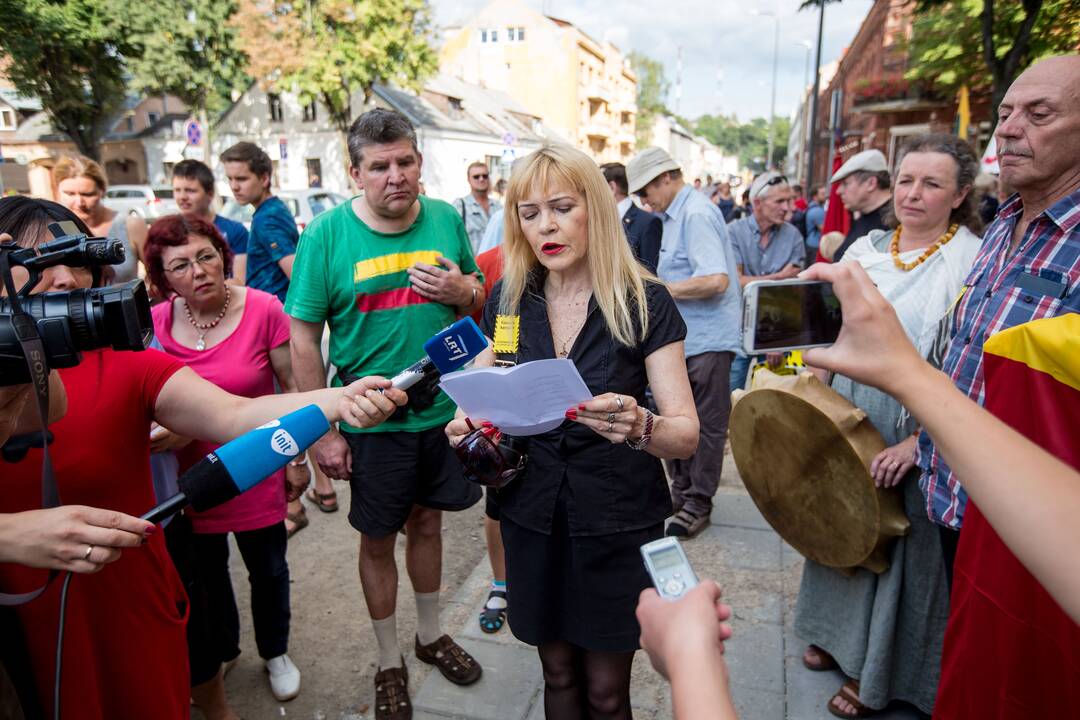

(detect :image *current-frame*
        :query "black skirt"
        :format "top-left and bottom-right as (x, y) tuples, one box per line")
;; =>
(501, 484), (663, 653)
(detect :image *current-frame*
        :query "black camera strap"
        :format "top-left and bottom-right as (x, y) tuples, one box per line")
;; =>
(0, 251), (60, 606)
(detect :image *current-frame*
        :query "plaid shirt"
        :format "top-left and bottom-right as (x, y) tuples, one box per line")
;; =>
(917, 188), (1080, 528)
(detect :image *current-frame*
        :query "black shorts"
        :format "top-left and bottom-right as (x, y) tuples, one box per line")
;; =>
(344, 427), (482, 537)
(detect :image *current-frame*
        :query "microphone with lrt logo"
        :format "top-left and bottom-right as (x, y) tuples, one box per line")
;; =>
(140, 404), (330, 524)
(390, 316), (487, 390)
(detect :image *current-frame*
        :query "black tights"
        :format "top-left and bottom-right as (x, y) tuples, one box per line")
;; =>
(537, 641), (635, 720)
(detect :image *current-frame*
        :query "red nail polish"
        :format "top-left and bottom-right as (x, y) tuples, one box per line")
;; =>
(144, 525), (157, 537)
(481, 421), (494, 428)
(577, 404), (586, 411)
(565, 410), (577, 420)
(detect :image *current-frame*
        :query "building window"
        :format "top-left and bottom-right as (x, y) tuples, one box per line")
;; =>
(447, 97), (465, 120)
(269, 93), (284, 122)
(125, 116), (134, 133)
(481, 29), (487, 42)
(162, 161), (176, 180)
(517, 27), (525, 41)
(306, 158), (322, 187)
(491, 29), (498, 42)
(303, 101), (317, 122)
(147, 111), (160, 125)
(0, 108), (15, 130)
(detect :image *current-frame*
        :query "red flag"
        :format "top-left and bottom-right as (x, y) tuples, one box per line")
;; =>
(816, 153), (851, 263)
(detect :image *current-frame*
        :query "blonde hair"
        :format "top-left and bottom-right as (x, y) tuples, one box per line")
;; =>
(52, 155), (108, 194)
(500, 145), (652, 347)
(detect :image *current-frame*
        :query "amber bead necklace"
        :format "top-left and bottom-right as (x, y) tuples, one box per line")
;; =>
(890, 223), (959, 271)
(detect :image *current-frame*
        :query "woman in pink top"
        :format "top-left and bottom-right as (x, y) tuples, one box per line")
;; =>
(146, 214), (304, 715)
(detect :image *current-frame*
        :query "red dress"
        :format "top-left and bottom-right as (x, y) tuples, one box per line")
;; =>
(0, 348), (190, 719)
(934, 316), (1080, 719)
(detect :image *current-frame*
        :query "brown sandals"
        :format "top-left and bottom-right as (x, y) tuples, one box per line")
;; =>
(414, 635), (482, 686)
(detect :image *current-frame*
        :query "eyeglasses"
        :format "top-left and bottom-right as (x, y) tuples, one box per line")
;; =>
(454, 425), (527, 488)
(471, 173), (490, 181)
(165, 250), (221, 275)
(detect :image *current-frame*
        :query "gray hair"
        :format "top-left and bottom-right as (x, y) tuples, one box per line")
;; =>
(347, 108), (419, 167)
(896, 132), (982, 234)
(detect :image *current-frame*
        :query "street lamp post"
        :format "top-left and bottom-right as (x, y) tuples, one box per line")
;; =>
(751, 9), (781, 171)
(805, 0), (826, 196)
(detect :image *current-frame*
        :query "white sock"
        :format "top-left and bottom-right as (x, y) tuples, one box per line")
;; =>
(486, 580), (508, 610)
(371, 614), (401, 670)
(415, 591), (442, 646)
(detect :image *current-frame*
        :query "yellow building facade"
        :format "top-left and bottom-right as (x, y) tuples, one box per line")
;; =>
(440, 0), (637, 163)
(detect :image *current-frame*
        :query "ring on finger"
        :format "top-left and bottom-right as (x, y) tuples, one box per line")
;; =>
(83, 544), (94, 561)
(607, 411), (616, 423)
(607, 420), (614, 432)
(615, 395), (624, 411)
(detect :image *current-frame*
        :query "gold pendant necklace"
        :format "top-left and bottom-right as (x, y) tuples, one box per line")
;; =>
(183, 286), (231, 351)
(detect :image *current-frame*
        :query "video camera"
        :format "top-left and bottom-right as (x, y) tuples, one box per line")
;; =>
(0, 221), (153, 386)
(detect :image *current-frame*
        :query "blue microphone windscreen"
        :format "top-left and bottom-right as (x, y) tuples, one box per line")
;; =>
(214, 405), (330, 493)
(423, 317), (487, 375)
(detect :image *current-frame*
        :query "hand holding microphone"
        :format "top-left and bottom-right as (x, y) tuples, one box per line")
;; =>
(318, 317), (489, 480)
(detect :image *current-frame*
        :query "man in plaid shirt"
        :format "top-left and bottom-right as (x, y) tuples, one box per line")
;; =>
(916, 55), (1080, 584)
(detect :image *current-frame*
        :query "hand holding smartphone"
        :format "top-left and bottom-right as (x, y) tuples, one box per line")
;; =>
(742, 279), (843, 355)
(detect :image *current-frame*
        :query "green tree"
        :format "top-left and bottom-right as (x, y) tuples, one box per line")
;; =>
(120, 0), (249, 119)
(695, 114), (791, 172)
(908, 0), (1080, 110)
(234, 0), (438, 133)
(119, 0), (250, 168)
(0, 0), (130, 160)
(627, 51), (670, 149)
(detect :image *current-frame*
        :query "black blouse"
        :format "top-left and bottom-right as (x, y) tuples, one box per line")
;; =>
(481, 275), (687, 537)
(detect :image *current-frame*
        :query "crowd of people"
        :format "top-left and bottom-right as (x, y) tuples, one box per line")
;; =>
(0, 54), (1077, 720)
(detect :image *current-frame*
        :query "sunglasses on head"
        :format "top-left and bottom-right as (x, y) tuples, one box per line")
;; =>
(455, 423), (527, 488)
(764, 174), (788, 188)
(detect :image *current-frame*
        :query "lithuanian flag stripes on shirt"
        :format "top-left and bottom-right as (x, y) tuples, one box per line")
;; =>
(353, 250), (442, 313)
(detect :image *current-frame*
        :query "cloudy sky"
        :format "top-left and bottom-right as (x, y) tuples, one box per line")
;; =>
(430, 0), (874, 122)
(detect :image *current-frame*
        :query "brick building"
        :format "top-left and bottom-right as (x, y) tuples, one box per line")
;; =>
(806, 0), (993, 188)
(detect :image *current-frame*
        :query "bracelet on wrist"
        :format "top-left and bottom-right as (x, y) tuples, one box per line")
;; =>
(626, 408), (654, 450)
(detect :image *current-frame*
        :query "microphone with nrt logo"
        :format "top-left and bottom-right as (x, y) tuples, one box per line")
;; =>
(390, 316), (487, 390)
(140, 404), (330, 524)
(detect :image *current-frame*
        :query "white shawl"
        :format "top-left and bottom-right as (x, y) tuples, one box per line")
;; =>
(842, 225), (981, 359)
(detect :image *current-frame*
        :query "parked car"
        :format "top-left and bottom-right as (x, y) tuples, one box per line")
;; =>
(219, 189), (349, 233)
(102, 185), (179, 222)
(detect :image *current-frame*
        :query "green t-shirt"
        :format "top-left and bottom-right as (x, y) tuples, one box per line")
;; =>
(284, 195), (481, 433)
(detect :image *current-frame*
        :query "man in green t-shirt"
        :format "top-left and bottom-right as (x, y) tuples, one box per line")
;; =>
(285, 109), (486, 718)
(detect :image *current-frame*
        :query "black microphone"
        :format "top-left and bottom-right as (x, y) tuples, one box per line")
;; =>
(141, 405), (329, 523)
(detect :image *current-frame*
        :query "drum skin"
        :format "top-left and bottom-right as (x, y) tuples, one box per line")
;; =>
(730, 370), (910, 573)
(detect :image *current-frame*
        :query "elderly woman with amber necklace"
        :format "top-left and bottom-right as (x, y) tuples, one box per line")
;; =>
(795, 133), (984, 719)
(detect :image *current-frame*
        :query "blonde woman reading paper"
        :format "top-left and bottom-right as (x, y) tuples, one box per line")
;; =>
(446, 145), (698, 719)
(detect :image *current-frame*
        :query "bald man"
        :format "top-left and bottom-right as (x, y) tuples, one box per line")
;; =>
(916, 55), (1080, 720)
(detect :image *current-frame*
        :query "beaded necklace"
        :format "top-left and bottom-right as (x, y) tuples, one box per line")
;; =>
(183, 286), (231, 351)
(890, 223), (959, 271)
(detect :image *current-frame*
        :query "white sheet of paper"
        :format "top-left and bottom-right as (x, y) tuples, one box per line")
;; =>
(439, 358), (593, 436)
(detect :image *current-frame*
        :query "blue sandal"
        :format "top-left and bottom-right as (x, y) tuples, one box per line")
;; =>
(478, 589), (507, 633)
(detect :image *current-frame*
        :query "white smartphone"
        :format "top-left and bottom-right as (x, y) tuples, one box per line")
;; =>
(741, 279), (843, 355)
(640, 536), (699, 601)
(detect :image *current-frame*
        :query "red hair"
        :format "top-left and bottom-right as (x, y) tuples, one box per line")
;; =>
(145, 214), (234, 296)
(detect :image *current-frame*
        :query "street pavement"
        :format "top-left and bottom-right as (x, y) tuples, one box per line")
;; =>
(409, 455), (929, 720)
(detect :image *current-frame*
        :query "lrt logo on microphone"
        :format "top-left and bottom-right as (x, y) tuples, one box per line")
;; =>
(270, 429), (299, 457)
(442, 334), (468, 362)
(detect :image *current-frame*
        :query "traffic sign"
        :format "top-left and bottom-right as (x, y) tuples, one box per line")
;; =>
(279, 137), (288, 160)
(502, 132), (516, 146)
(184, 119), (203, 146)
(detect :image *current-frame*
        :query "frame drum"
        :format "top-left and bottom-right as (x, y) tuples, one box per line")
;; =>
(730, 370), (910, 573)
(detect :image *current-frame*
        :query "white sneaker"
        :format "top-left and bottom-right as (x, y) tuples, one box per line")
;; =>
(265, 654), (301, 701)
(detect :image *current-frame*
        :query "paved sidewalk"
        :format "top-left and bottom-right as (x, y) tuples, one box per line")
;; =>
(409, 462), (928, 720)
